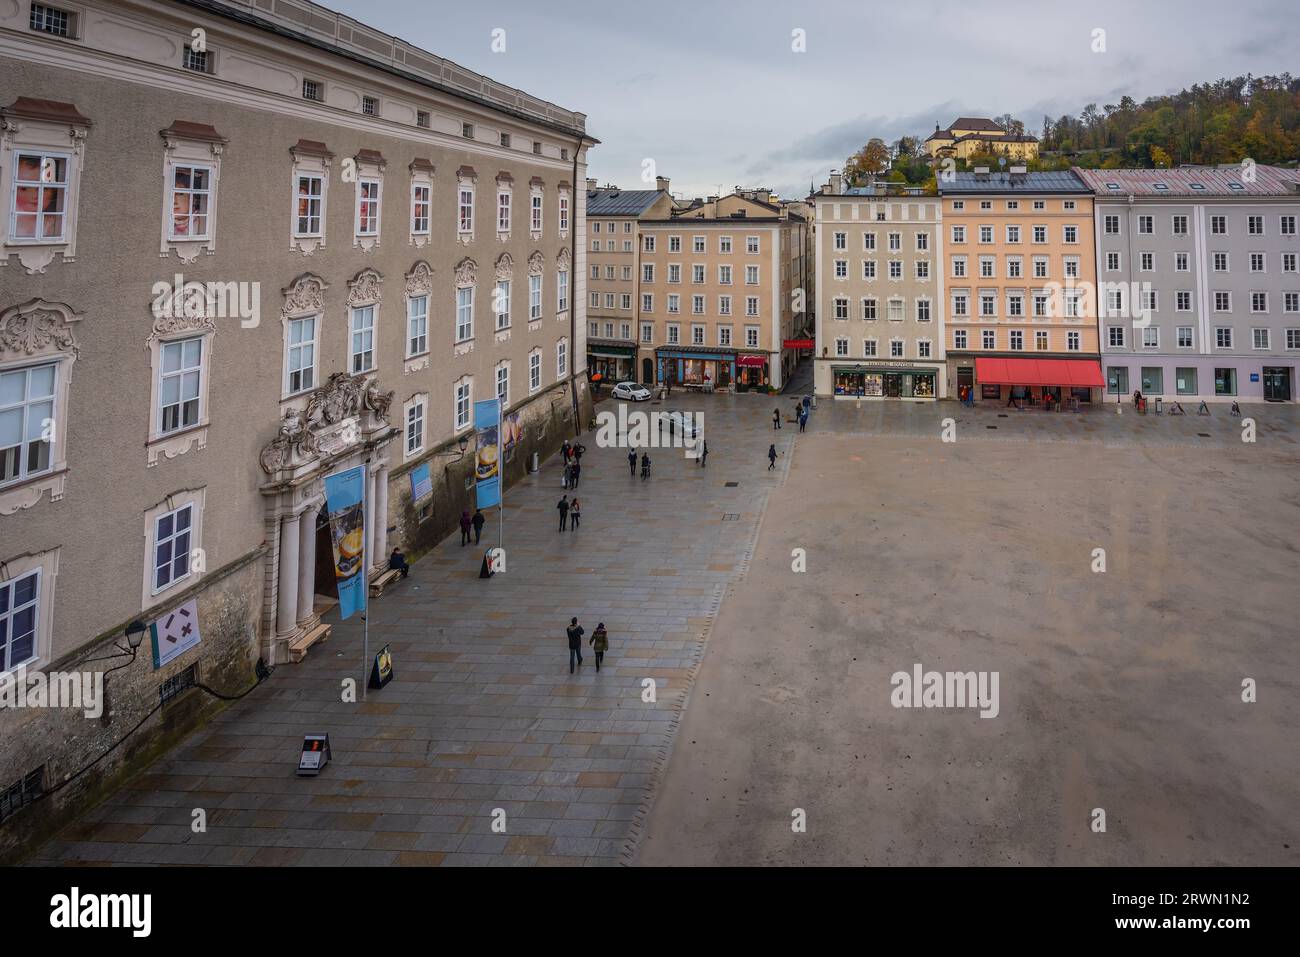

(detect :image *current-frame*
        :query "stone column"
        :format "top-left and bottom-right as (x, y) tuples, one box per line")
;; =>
(276, 511), (300, 637)
(296, 504), (317, 625)
(371, 465), (389, 570)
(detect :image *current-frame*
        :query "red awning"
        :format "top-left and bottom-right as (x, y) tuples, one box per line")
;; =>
(975, 357), (1104, 388)
(736, 355), (768, 367)
(784, 338), (815, 349)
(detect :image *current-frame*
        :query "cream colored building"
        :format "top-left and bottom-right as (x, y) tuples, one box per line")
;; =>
(584, 179), (674, 383)
(637, 190), (811, 390)
(813, 174), (947, 399)
(0, 0), (593, 857)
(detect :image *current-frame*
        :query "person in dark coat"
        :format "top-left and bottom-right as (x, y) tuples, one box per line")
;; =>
(698, 439), (708, 467)
(569, 498), (581, 530)
(471, 508), (486, 544)
(571, 461), (581, 488)
(388, 547), (409, 579)
(589, 623), (608, 672)
(628, 448), (638, 477)
(557, 495), (570, 531)
(640, 453), (651, 479)
(566, 617), (584, 673)
(773, 407), (782, 429)
(768, 444), (778, 470)
(459, 510), (473, 546)
(573, 442), (587, 463)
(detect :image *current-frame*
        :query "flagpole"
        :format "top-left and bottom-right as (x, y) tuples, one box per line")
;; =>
(497, 397), (503, 562)
(362, 462), (369, 701)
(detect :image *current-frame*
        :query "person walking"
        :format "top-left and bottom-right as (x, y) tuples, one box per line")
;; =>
(798, 409), (807, 432)
(471, 508), (485, 545)
(590, 622), (608, 672)
(566, 617), (585, 673)
(628, 448), (638, 477)
(573, 442), (587, 464)
(698, 439), (708, 467)
(768, 444), (777, 470)
(557, 495), (570, 531)
(459, 510), (472, 546)
(571, 461), (582, 488)
(570, 498), (581, 531)
(773, 407), (782, 430)
(641, 452), (651, 480)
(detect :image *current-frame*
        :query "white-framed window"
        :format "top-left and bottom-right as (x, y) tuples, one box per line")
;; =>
(349, 306), (375, 373)
(1177, 326), (1194, 348)
(1281, 215), (1297, 236)
(719, 265), (732, 285)
(747, 235), (760, 254)
(1143, 326), (1159, 349)
(669, 235), (682, 252)
(692, 264), (705, 284)
(641, 323), (653, 343)
(158, 338), (203, 435)
(953, 329), (967, 349)
(0, 553), (55, 674)
(405, 397), (426, 456)
(1108, 326), (1125, 347)
(863, 261), (877, 280)
(863, 338), (878, 357)
(745, 325), (759, 348)
(887, 298), (904, 321)
(355, 178), (381, 237)
(835, 337), (849, 357)
(916, 299), (931, 322)
(692, 324), (705, 345)
(1103, 214), (1121, 235)
(167, 163), (212, 240)
(745, 265), (759, 285)
(667, 294), (680, 314)
(530, 191), (543, 233)
(286, 316), (318, 395)
(529, 274), (543, 321)
(497, 189), (511, 233)
(557, 338), (568, 378)
(9, 149), (71, 243)
(411, 183), (431, 235)
(834, 231), (846, 250)
(667, 323), (680, 344)
(719, 235), (732, 254)
(495, 280), (511, 330)
(691, 295), (704, 315)
(1032, 225), (1047, 244)
(693, 235), (706, 253)
(643, 234), (657, 253)
(668, 264), (681, 284)
(0, 362), (57, 488)
(833, 298), (848, 320)
(950, 225), (966, 244)
(1009, 330), (1024, 351)
(456, 286), (474, 342)
(1248, 215), (1264, 236)
(529, 350), (541, 392)
(557, 269), (569, 314)
(746, 296), (759, 317)
(1216, 327), (1233, 349)
(458, 186), (475, 234)
(1066, 331), (1080, 351)
(642, 263), (655, 284)
(454, 378), (472, 430)
(558, 191), (570, 233)
(294, 173), (323, 237)
(1253, 328), (1270, 350)
(951, 256), (967, 278)
(982, 330), (995, 349)
(890, 339), (904, 357)
(1214, 291), (1232, 313)
(864, 232), (877, 251)
(151, 501), (195, 596)
(402, 294), (428, 358)
(835, 260), (848, 278)
(1251, 292), (1268, 314)
(979, 225), (993, 244)
(719, 325), (732, 346)
(917, 339), (932, 358)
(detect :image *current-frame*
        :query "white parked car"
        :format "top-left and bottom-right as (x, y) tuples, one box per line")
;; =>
(612, 381), (652, 401)
(658, 410), (703, 439)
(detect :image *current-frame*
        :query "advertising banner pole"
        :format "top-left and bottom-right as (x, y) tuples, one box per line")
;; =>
(362, 463), (369, 701)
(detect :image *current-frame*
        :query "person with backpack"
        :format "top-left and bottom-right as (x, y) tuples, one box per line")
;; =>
(589, 623), (609, 672)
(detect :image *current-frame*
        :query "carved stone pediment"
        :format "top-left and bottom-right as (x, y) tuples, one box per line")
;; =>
(405, 261), (433, 297)
(282, 273), (327, 319)
(346, 267), (383, 306)
(556, 247), (571, 270)
(0, 299), (82, 360)
(495, 253), (514, 281)
(455, 257), (477, 288)
(527, 250), (544, 276)
(260, 371), (395, 476)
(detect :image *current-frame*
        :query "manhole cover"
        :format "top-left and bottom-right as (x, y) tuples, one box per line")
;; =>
(722, 513), (740, 521)
(986, 425), (998, 429)
(724, 481), (739, 487)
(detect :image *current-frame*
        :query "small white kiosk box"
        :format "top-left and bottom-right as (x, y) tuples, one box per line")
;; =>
(297, 733), (331, 776)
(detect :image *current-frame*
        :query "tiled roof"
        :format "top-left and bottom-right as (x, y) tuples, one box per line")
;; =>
(1074, 166), (1300, 197)
(940, 170), (1091, 194)
(951, 117), (1005, 132)
(586, 189), (664, 216)
(952, 132), (1038, 144)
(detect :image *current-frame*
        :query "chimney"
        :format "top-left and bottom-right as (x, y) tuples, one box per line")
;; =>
(974, 166), (991, 181)
(1009, 165), (1027, 183)
(829, 170), (843, 194)
(755, 188), (771, 204)
(585, 177), (597, 191)
(656, 176), (670, 193)
(707, 195), (718, 204)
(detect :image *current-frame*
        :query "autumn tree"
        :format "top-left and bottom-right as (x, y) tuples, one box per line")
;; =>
(843, 138), (890, 185)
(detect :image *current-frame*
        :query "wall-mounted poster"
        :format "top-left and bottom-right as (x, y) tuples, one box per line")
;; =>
(323, 465), (367, 620)
(150, 598), (201, 669)
(410, 461), (433, 503)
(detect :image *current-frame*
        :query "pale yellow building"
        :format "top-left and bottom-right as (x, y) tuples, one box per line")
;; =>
(926, 117), (1039, 162)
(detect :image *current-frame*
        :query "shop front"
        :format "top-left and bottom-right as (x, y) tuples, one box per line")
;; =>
(656, 348), (737, 390)
(973, 356), (1103, 405)
(831, 361), (941, 399)
(735, 353), (769, 388)
(587, 340), (637, 384)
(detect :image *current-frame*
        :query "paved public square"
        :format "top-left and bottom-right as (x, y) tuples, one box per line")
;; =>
(31, 379), (1300, 866)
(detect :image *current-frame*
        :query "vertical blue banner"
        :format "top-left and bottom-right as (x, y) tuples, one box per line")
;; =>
(323, 465), (367, 620)
(474, 398), (501, 509)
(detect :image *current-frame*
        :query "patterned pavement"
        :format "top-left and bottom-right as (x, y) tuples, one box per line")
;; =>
(31, 390), (794, 867)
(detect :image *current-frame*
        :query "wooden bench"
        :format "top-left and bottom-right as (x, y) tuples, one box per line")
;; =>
(369, 568), (402, 598)
(288, 622), (331, 663)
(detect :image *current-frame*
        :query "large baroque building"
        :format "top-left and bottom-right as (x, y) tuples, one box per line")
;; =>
(0, 0), (594, 856)
(925, 117), (1039, 163)
(637, 189), (811, 390)
(813, 174), (946, 399)
(1076, 166), (1300, 403)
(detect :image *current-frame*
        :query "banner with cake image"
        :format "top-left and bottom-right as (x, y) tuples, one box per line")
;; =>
(323, 464), (367, 620)
(474, 398), (501, 509)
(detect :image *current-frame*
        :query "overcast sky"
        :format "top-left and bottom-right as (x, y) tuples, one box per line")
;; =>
(332, 0), (1298, 201)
